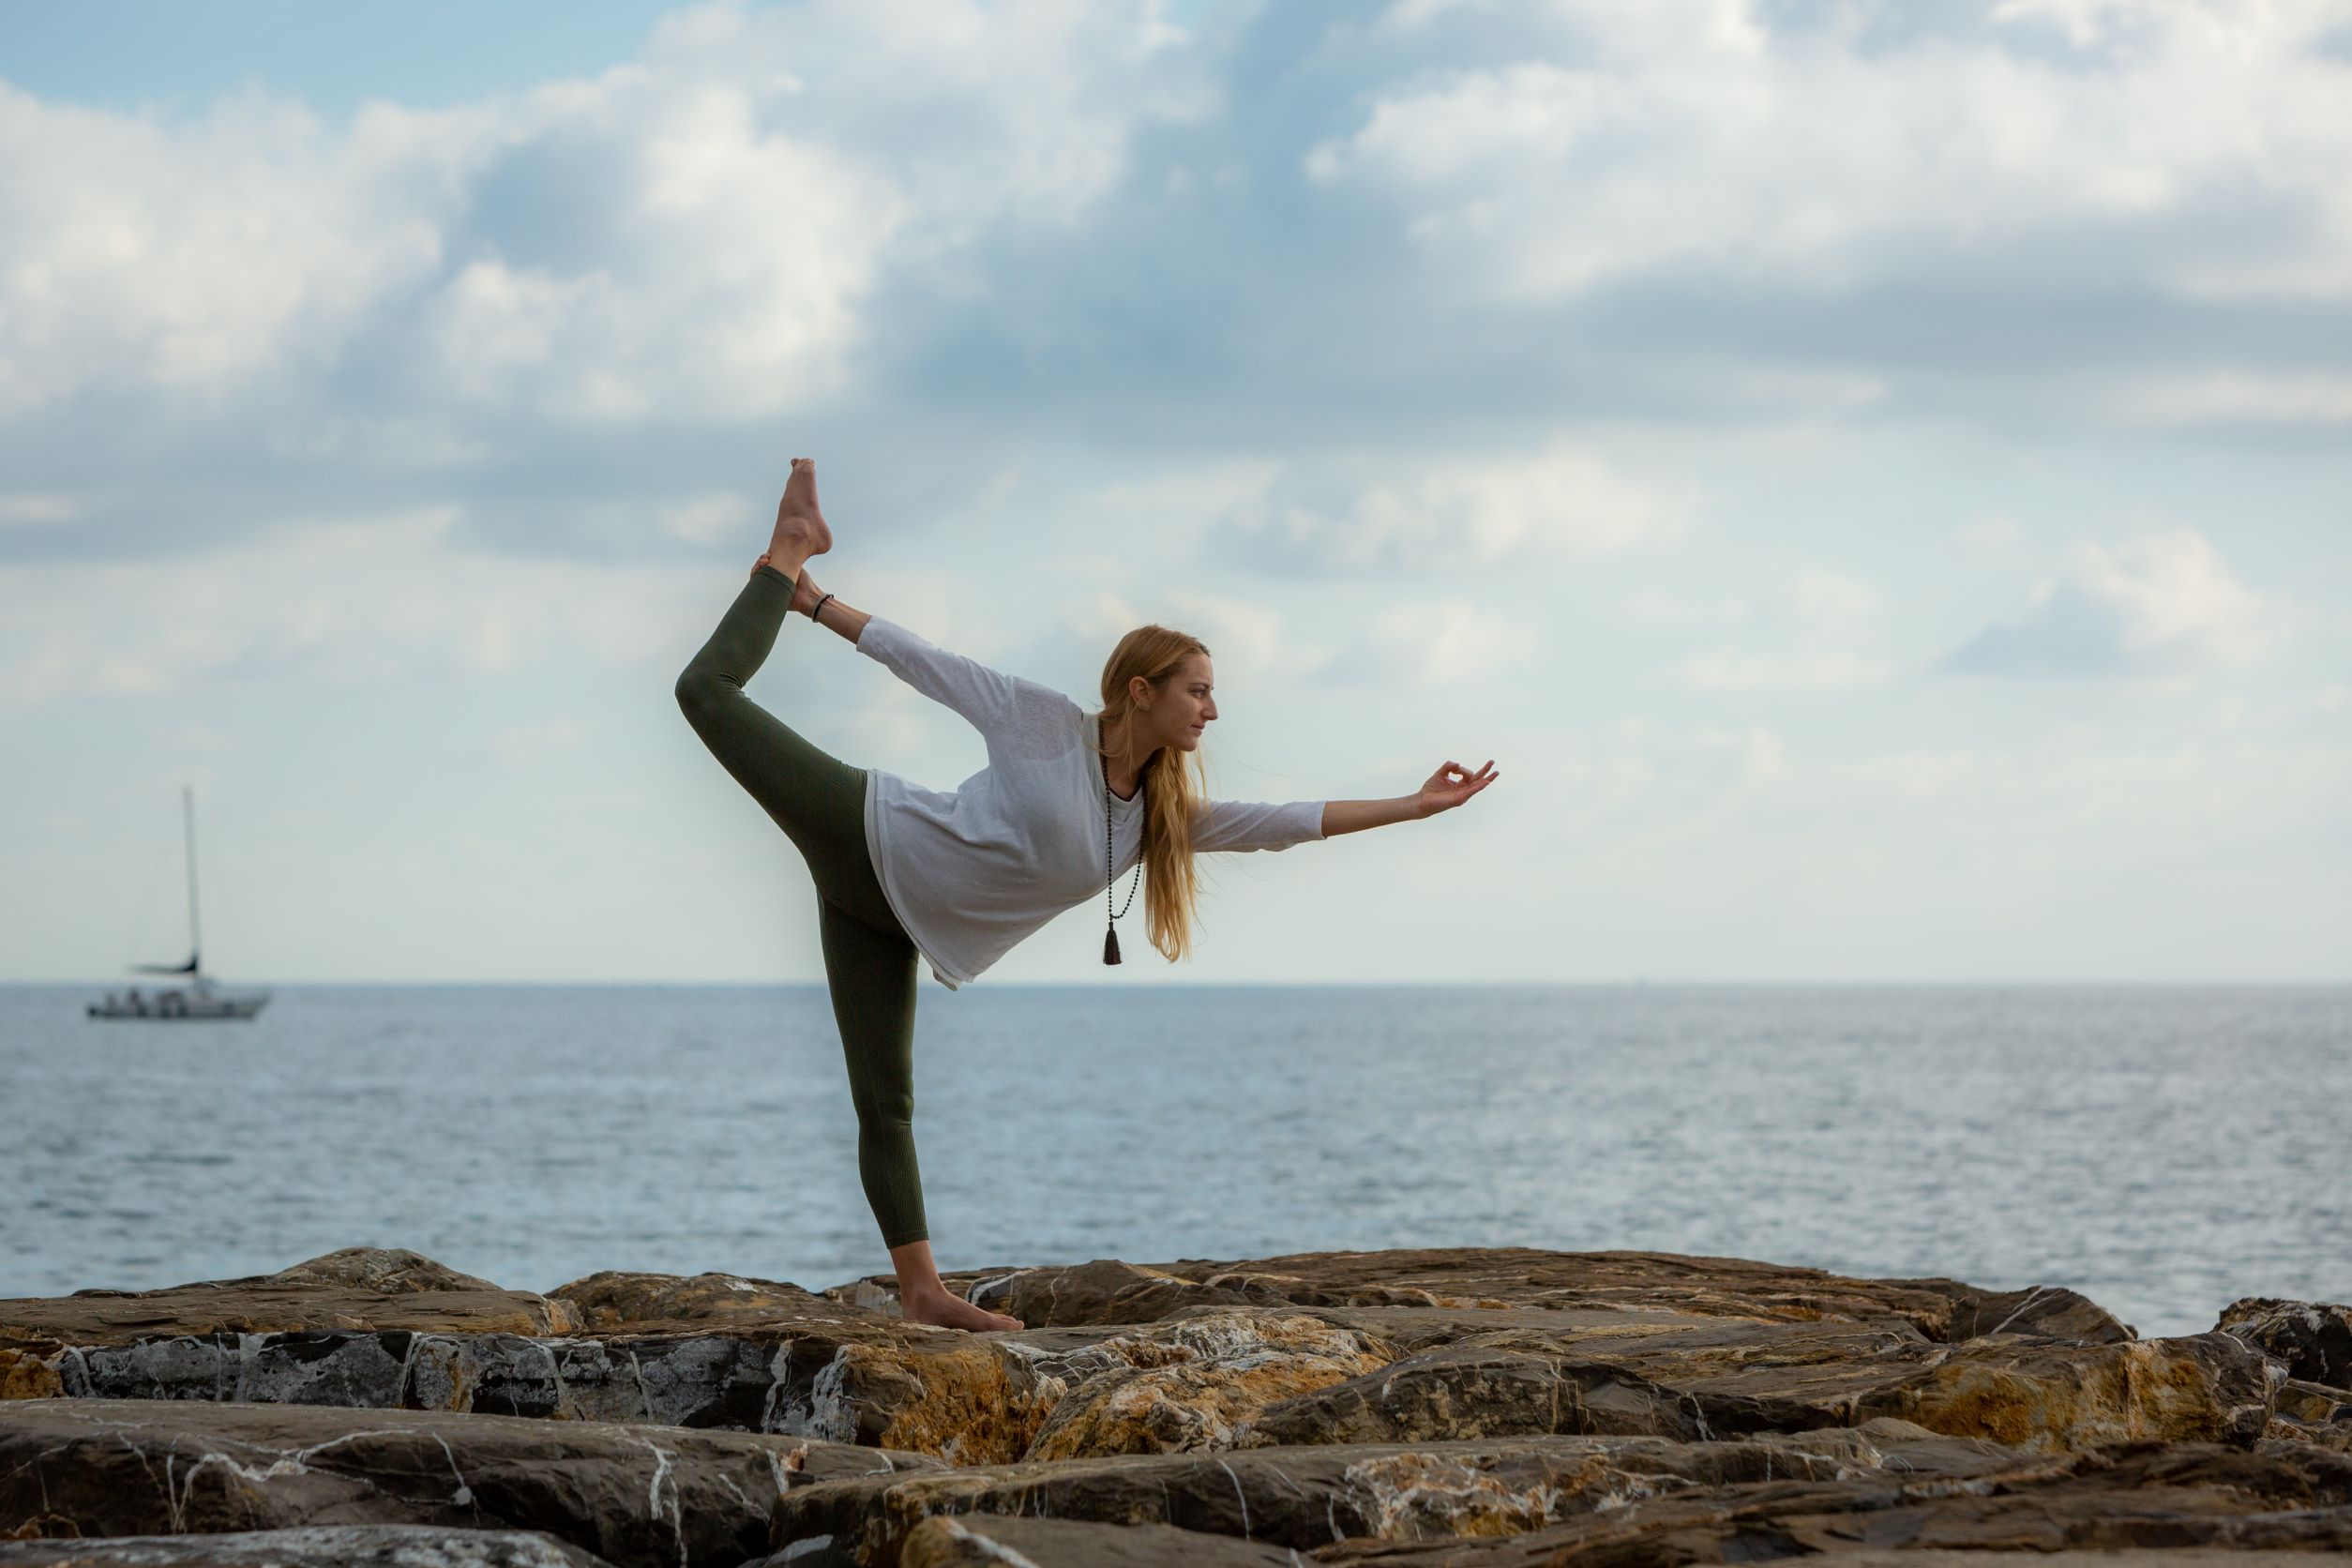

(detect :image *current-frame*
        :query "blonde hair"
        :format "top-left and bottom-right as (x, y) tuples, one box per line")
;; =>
(1093, 625), (1211, 965)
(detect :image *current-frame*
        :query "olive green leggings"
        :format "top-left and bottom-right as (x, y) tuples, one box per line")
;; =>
(673, 563), (928, 1249)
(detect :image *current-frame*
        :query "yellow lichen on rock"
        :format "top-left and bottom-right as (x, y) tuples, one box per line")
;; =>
(0, 1350), (61, 1401)
(1021, 1311), (1392, 1462)
(1893, 1337), (2248, 1453)
(858, 1341), (1061, 1466)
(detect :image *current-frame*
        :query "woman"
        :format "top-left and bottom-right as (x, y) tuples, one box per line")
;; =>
(674, 459), (1500, 1332)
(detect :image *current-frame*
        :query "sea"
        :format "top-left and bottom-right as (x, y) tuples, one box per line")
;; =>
(3, 983), (2346, 1339)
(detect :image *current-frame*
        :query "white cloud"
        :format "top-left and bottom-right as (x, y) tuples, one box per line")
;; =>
(1958, 516), (2023, 551)
(1221, 442), (1688, 575)
(1312, 0), (2352, 303)
(0, 493), (88, 525)
(1623, 590), (1749, 626)
(0, 505), (717, 705)
(2120, 373), (2352, 428)
(0, 0), (1209, 425)
(1944, 528), (2284, 680)
(656, 492), (761, 547)
(1679, 649), (1889, 692)
(1789, 569), (1879, 623)
(1662, 570), (1887, 691)
(0, 85), (470, 418)
(1298, 599), (1540, 691)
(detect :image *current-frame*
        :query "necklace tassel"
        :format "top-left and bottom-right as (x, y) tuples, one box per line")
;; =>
(1103, 925), (1122, 965)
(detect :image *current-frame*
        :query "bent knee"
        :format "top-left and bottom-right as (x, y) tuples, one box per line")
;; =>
(674, 666), (729, 720)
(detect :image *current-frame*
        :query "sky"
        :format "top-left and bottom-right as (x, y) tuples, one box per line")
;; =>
(3, 0), (2347, 985)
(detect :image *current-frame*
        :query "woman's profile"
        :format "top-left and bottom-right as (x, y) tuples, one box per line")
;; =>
(674, 458), (1499, 1331)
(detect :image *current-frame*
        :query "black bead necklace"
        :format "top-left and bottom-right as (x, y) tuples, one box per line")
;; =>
(1101, 744), (1143, 965)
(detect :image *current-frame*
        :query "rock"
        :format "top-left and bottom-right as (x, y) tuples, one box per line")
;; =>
(1234, 1310), (2276, 1456)
(0, 1251), (574, 1356)
(13, 1245), (2323, 1562)
(0, 1248), (2254, 1474)
(1018, 1312), (1387, 1461)
(2266, 1377), (2352, 1451)
(890, 1514), (1304, 1567)
(768, 1420), (2019, 1565)
(0, 1397), (941, 1568)
(2220, 1297), (2352, 1390)
(23, 1319), (1079, 1462)
(826, 1259), (1276, 1328)
(846, 1249), (2132, 1345)
(1309, 1438), (2352, 1561)
(547, 1272), (853, 1331)
(0, 1524), (611, 1566)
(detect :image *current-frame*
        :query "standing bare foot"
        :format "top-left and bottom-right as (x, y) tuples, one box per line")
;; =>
(900, 1284), (1024, 1333)
(770, 457), (833, 562)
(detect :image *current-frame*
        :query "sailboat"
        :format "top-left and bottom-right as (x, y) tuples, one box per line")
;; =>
(87, 785), (271, 1021)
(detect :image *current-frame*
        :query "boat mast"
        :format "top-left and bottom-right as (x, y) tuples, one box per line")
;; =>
(183, 784), (203, 977)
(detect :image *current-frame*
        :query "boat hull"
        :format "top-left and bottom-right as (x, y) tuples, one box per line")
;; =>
(87, 992), (270, 1020)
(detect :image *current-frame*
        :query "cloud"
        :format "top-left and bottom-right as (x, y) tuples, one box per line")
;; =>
(1666, 569), (1888, 692)
(1789, 569), (1880, 623)
(1623, 590), (1749, 626)
(0, 84), (467, 418)
(1308, 0), (2352, 304)
(1678, 649), (1889, 692)
(0, 504), (724, 705)
(0, 493), (87, 526)
(2120, 373), (2352, 428)
(1943, 528), (2284, 680)
(1366, 600), (1541, 688)
(1213, 441), (1688, 577)
(1958, 516), (2023, 551)
(0, 0), (1210, 424)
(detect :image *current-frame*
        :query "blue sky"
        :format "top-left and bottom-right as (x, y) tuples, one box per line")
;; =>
(4, 0), (2347, 984)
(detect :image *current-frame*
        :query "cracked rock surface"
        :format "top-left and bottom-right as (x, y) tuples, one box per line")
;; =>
(5, 1246), (2350, 1567)
(0, 1523), (615, 1566)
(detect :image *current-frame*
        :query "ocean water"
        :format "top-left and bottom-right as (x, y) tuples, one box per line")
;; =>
(2, 983), (2346, 1338)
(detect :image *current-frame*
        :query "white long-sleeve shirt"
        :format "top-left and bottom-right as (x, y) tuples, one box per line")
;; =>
(853, 615), (1327, 988)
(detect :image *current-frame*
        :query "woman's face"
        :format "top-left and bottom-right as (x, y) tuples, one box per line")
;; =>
(1155, 652), (1217, 753)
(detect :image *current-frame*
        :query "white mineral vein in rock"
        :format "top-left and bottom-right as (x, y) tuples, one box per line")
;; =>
(1214, 1455), (1252, 1539)
(925, 1517), (1048, 1568)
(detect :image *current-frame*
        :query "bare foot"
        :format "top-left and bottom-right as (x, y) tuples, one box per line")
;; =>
(771, 457), (833, 560)
(900, 1285), (1024, 1333)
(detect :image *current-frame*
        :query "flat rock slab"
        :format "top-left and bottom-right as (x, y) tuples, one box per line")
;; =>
(767, 1419), (2017, 1565)
(886, 1514), (1308, 1567)
(1308, 1439), (2352, 1562)
(1236, 1311), (2279, 1455)
(5, 1253), (2284, 1470)
(0, 1525), (611, 1567)
(835, 1250), (2131, 1344)
(0, 1252), (575, 1362)
(0, 1398), (941, 1568)
(14, 1319), (1103, 1467)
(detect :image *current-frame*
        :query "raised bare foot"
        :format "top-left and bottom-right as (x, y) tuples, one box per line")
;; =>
(900, 1285), (1024, 1333)
(771, 457), (833, 560)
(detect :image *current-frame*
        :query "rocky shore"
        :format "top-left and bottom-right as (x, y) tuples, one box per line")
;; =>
(3, 1245), (2348, 1565)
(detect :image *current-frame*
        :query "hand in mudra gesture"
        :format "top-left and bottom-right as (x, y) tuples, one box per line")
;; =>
(1418, 759), (1498, 818)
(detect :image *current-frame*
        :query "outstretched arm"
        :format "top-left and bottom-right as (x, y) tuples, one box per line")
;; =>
(1322, 759), (1499, 837)
(775, 558), (1077, 753)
